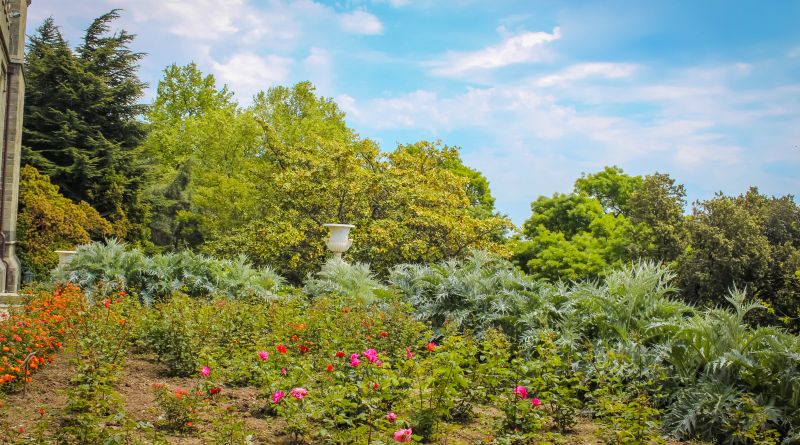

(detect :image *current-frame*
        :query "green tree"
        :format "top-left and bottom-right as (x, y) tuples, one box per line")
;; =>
(142, 63), (242, 249)
(627, 173), (688, 261)
(677, 194), (771, 306)
(677, 189), (800, 329)
(142, 75), (510, 280)
(201, 83), (511, 281)
(17, 166), (113, 278)
(574, 166), (642, 216)
(149, 62), (234, 126)
(22, 11), (149, 240)
(514, 169), (640, 281)
(400, 141), (498, 217)
(522, 193), (605, 239)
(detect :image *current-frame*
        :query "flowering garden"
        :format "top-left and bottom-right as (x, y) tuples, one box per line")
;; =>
(1, 242), (799, 444)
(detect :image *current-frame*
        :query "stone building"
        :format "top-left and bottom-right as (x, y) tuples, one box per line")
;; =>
(0, 0), (29, 294)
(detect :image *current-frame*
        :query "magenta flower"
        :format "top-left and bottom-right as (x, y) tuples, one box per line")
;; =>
(290, 387), (308, 400)
(405, 346), (413, 359)
(393, 428), (413, 443)
(258, 351), (269, 361)
(386, 411), (397, 423)
(272, 390), (285, 404)
(531, 397), (541, 407)
(375, 360), (383, 367)
(363, 348), (379, 363)
(199, 366), (211, 378)
(513, 386), (528, 399)
(281, 367), (287, 375)
(350, 353), (361, 367)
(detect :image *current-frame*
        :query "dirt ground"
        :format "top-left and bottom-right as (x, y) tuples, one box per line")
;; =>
(0, 350), (702, 444)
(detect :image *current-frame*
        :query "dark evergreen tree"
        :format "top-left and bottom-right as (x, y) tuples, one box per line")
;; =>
(22, 11), (150, 241)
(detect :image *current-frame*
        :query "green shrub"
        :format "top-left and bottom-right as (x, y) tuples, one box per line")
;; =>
(17, 165), (113, 279)
(58, 240), (284, 303)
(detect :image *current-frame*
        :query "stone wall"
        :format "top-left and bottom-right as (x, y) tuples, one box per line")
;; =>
(0, 0), (28, 294)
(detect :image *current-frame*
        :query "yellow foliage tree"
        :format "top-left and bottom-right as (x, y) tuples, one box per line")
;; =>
(17, 165), (113, 278)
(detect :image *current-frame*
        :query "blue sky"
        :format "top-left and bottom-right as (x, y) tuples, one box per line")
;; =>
(29, 0), (800, 224)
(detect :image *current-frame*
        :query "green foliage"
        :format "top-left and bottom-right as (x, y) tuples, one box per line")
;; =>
(515, 189), (635, 281)
(142, 73), (511, 281)
(626, 173), (687, 261)
(58, 290), (149, 444)
(676, 189), (800, 330)
(152, 384), (201, 431)
(514, 168), (692, 283)
(136, 295), (206, 375)
(677, 194), (771, 306)
(23, 12), (150, 241)
(574, 166), (643, 216)
(660, 290), (799, 443)
(390, 253), (800, 442)
(390, 251), (541, 339)
(399, 140), (498, 217)
(148, 62), (234, 129)
(58, 240), (284, 303)
(589, 348), (665, 445)
(17, 165), (112, 278)
(142, 64), (256, 249)
(303, 259), (389, 305)
(523, 192), (606, 239)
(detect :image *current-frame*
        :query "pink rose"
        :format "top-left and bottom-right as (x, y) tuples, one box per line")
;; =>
(513, 385), (527, 399)
(386, 411), (397, 423)
(272, 390), (285, 404)
(393, 428), (413, 443)
(290, 387), (308, 400)
(258, 351), (269, 361)
(363, 348), (379, 363)
(199, 366), (211, 378)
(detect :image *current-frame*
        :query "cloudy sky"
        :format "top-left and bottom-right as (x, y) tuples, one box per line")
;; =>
(28, 0), (800, 224)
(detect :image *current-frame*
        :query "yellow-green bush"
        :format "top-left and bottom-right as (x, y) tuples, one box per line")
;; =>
(17, 165), (112, 278)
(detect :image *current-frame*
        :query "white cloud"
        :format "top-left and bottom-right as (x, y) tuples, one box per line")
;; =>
(789, 46), (800, 58)
(340, 61), (800, 219)
(339, 9), (384, 35)
(210, 52), (294, 101)
(427, 27), (561, 77)
(112, 0), (246, 41)
(303, 47), (333, 93)
(536, 63), (637, 87)
(674, 144), (743, 168)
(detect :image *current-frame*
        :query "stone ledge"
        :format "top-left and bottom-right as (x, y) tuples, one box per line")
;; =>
(0, 292), (22, 305)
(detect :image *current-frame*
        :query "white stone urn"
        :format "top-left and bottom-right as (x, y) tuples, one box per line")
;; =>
(54, 250), (77, 269)
(323, 224), (355, 260)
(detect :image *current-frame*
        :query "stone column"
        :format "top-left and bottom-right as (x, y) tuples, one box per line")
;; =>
(0, 0), (28, 293)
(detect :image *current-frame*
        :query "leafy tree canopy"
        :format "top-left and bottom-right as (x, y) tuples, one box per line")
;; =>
(677, 188), (800, 328)
(574, 166), (642, 216)
(17, 166), (113, 278)
(142, 75), (511, 281)
(22, 11), (149, 240)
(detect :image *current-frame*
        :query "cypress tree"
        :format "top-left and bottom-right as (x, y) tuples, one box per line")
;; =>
(22, 11), (150, 240)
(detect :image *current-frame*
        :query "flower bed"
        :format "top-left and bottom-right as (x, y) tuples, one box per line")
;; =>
(0, 284), (84, 390)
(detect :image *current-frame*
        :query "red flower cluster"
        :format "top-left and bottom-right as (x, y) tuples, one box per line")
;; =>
(0, 284), (85, 390)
